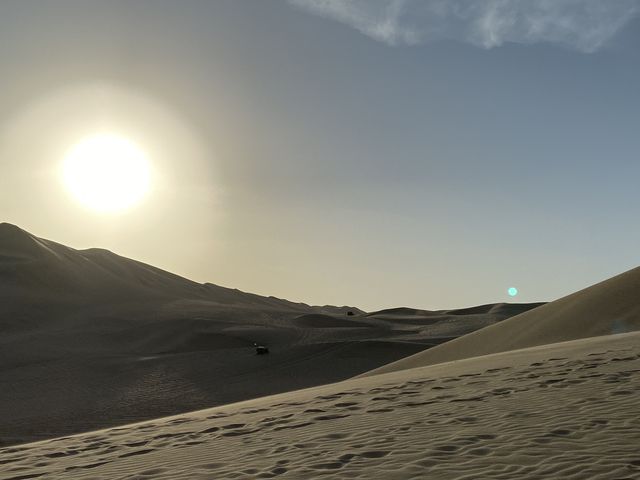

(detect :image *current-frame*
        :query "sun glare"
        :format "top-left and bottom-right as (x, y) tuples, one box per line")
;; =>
(62, 133), (151, 213)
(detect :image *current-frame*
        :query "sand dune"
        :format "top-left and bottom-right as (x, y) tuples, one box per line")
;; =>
(0, 223), (539, 445)
(0, 222), (347, 311)
(2, 331), (639, 479)
(2, 224), (639, 479)
(364, 266), (640, 376)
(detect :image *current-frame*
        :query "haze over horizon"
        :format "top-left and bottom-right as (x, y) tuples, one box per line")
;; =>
(2, 0), (640, 311)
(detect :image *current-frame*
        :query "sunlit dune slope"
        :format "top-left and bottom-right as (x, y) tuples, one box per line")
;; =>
(3, 331), (639, 479)
(363, 266), (640, 377)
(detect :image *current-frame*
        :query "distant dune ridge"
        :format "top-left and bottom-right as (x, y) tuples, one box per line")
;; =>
(363, 265), (640, 377)
(0, 222), (349, 313)
(0, 223), (539, 445)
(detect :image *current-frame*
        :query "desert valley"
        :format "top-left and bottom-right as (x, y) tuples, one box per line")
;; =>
(2, 224), (640, 479)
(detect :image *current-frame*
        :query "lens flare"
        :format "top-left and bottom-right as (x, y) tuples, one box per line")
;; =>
(508, 287), (518, 297)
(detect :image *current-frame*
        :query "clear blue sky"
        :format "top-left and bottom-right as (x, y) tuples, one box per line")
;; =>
(1, 0), (640, 310)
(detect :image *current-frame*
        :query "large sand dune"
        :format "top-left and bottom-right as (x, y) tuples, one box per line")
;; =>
(2, 331), (639, 479)
(2, 224), (639, 479)
(0, 223), (539, 445)
(364, 266), (640, 377)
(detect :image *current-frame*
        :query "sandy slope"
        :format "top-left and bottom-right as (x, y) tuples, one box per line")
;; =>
(2, 331), (639, 480)
(364, 266), (640, 377)
(0, 223), (539, 445)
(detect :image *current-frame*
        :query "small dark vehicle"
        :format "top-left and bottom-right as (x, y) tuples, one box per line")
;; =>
(254, 343), (269, 355)
(346, 311), (355, 316)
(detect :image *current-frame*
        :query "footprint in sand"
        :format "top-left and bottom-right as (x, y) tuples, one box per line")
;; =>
(221, 429), (261, 437)
(5, 474), (46, 480)
(65, 461), (110, 471)
(199, 426), (220, 434)
(221, 423), (246, 429)
(313, 414), (350, 421)
(44, 450), (78, 458)
(367, 407), (394, 413)
(273, 422), (314, 431)
(118, 448), (155, 458)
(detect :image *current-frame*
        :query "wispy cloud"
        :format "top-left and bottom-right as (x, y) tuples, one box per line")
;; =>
(288, 0), (640, 52)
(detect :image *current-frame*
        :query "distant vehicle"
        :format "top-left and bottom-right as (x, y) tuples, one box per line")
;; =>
(346, 311), (355, 316)
(254, 343), (269, 355)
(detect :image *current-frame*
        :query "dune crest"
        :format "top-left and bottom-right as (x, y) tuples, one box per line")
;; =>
(363, 266), (640, 377)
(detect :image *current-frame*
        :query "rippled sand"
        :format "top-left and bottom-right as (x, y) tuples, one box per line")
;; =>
(2, 331), (639, 480)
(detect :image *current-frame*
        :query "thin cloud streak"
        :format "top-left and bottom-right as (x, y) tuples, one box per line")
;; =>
(289, 0), (640, 52)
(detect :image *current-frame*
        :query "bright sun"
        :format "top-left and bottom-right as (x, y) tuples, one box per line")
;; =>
(62, 133), (151, 213)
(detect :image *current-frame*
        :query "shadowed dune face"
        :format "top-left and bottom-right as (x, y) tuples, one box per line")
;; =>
(0, 222), (343, 308)
(292, 314), (372, 328)
(0, 223), (542, 445)
(365, 266), (640, 377)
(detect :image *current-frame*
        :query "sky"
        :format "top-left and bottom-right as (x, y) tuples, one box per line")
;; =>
(1, 0), (640, 311)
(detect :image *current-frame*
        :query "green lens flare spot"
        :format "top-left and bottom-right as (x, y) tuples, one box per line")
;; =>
(508, 287), (518, 297)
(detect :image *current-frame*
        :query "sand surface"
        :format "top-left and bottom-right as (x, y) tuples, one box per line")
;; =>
(0, 223), (540, 444)
(3, 223), (640, 479)
(2, 331), (639, 479)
